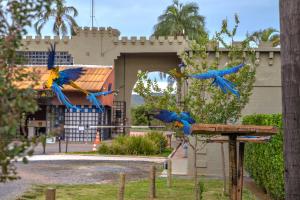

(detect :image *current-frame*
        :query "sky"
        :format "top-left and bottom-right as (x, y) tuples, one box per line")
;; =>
(28, 0), (280, 40)
(26, 0), (280, 91)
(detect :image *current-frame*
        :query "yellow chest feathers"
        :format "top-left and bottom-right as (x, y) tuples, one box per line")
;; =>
(45, 69), (59, 88)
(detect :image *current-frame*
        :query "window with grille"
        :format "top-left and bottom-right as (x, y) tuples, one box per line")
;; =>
(17, 51), (73, 65)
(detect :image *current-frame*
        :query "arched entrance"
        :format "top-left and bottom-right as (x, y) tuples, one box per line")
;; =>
(114, 52), (181, 124)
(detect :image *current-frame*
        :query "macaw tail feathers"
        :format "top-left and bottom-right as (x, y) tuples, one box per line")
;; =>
(214, 76), (240, 97)
(87, 93), (104, 112)
(51, 83), (77, 110)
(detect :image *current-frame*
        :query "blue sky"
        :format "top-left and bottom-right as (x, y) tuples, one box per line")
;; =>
(27, 0), (280, 40)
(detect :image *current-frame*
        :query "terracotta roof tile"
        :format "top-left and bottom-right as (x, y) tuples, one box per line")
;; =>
(19, 66), (113, 92)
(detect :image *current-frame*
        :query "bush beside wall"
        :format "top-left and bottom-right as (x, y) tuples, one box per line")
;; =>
(242, 114), (284, 200)
(98, 132), (168, 156)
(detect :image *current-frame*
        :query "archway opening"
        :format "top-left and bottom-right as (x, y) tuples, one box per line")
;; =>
(130, 71), (177, 126)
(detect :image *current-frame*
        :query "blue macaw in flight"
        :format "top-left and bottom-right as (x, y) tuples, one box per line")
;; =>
(43, 44), (115, 112)
(189, 64), (245, 97)
(153, 110), (195, 135)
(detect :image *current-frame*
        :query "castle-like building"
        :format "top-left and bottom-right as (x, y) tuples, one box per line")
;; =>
(19, 27), (281, 142)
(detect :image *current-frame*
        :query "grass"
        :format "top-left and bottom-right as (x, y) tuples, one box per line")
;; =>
(67, 148), (173, 157)
(19, 178), (256, 200)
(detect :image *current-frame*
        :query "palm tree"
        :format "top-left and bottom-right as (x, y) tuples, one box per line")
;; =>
(248, 27), (280, 47)
(153, 0), (206, 40)
(34, 0), (78, 36)
(280, 1), (300, 199)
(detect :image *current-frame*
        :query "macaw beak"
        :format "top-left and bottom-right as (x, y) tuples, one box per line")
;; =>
(174, 121), (183, 128)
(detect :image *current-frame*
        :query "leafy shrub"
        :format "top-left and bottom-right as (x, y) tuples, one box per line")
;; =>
(97, 132), (168, 155)
(146, 131), (168, 152)
(131, 105), (149, 125)
(242, 114), (284, 200)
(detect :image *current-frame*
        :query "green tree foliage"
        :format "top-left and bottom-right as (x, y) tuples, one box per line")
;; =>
(131, 105), (149, 126)
(0, 0), (51, 182)
(153, 0), (207, 41)
(243, 114), (284, 200)
(133, 71), (178, 112)
(34, 0), (78, 36)
(181, 15), (256, 124)
(248, 27), (280, 47)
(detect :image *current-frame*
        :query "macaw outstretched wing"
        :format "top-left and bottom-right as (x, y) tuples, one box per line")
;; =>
(58, 68), (85, 85)
(189, 71), (216, 80)
(153, 110), (180, 123)
(180, 112), (196, 124)
(51, 82), (76, 110)
(47, 44), (56, 70)
(217, 63), (245, 76)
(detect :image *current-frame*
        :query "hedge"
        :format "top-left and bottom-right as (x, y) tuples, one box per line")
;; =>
(242, 114), (284, 200)
(98, 132), (168, 156)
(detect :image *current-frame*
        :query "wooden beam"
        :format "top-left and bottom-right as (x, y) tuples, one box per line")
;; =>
(191, 124), (278, 136)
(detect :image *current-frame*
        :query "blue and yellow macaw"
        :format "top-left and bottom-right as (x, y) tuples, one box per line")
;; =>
(188, 64), (245, 97)
(43, 44), (115, 112)
(153, 110), (195, 135)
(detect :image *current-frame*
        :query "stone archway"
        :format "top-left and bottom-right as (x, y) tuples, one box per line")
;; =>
(114, 52), (181, 123)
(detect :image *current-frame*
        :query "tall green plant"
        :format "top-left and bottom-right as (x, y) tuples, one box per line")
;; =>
(247, 27), (280, 47)
(34, 0), (78, 36)
(0, 0), (51, 182)
(153, 0), (206, 40)
(181, 14), (256, 124)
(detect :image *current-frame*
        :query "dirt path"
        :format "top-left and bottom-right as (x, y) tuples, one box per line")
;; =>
(0, 160), (162, 200)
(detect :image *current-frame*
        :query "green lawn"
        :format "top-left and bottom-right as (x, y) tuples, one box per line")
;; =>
(20, 178), (256, 200)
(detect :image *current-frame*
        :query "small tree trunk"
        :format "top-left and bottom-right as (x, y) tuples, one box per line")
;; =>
(176, 78), (182, 108)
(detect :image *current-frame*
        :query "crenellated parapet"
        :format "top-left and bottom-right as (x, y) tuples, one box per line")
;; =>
(23, 35), (71, 45)
(112, 35), (187, 46)
(74, 26), (120, 37)
(22, 26), (120, 45)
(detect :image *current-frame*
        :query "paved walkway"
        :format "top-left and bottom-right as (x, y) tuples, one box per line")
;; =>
(23, 154), (166, 163)
(170, 143), (189, 175)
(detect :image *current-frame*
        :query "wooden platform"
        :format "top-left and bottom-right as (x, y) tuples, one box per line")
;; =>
(192, 123), (278, 136)
(191, 123), (278, 200)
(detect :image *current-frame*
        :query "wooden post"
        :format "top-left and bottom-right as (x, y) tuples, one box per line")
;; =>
(149, 165), (156, 199)
(65, 133), (69, 153)
(167, 159), (172, 187)
(45, 188), (56, 200)
(118, 173), (126, 200)
(228, 135), (237, 200)
(221, 143), (227, 195)
(237, 143), (245, 200)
